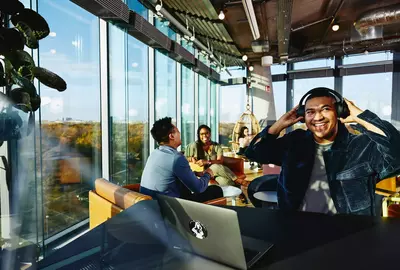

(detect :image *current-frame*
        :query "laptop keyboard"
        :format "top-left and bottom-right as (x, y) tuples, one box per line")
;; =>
(243, 248), (260, 263)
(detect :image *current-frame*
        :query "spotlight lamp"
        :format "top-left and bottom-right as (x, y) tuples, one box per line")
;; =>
(155, 0), (163, 12)
(332, 23), (339, 31)
(249, 66), (254, 72)
(242, 54), (248, 61)
(218, 10), (225, 20)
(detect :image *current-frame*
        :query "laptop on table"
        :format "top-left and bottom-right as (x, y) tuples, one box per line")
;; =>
(157, 195), (274, 270)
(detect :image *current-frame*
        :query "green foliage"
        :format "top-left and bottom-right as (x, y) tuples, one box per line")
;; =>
(0, 1), (67, 117)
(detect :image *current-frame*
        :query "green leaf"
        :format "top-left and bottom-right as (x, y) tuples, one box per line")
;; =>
(11, 9), (50, 41)
(0, 0), (24, 15)
(14, 21), (38, 49)
(11, 70), (37, 97)
(0, 27), (25, 53)
(32, 67), (67, 92)
(4, 50), (35, 70)
(30, 94), (40, 112)
(10, 88), (31, 113)
(0, 62), (6, 86)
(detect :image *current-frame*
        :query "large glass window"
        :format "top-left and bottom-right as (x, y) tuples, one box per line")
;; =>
(272, 81), (287, 120)
(155, 21), (176, 122)
(294, 58), (334, 70)
(210, 82), (218, 141)
(181, 65), (195, 148)
(109, 22), (149, 186)
(38, 0), (101, 238)
(220, 67), (247, 80)
(271, 64), (287, 75)
(198, 75), (209, 126)
(343, 51), (392, 65)
(219, 84), (246, 147)
(343, 73), (392, 122)
(293, 77), (334, 129)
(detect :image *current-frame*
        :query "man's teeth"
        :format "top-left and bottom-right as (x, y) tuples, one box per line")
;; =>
(315, 123), (325, 126)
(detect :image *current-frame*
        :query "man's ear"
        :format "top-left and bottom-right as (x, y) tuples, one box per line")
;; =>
(169, 133), (174, 141)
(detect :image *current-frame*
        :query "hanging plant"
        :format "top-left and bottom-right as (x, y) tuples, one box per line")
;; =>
(0, 0), (67, 142)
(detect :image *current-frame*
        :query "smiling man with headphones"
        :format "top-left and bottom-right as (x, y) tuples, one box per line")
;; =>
(245, 87), (400, 216)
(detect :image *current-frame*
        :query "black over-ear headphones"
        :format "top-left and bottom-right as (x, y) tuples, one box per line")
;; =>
(296, 87), (350, 123)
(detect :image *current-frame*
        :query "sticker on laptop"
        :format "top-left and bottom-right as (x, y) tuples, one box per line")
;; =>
(189, 220), (208, 239)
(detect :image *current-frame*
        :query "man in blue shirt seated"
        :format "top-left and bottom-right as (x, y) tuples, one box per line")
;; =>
(140, 117), (223, 202)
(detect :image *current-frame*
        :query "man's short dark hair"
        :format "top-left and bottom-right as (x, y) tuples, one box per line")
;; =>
(304, 89), (339, 106)
(151, 117), (174, 144)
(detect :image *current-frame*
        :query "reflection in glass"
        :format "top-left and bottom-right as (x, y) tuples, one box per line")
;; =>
(181, 66), (195, 148)
(198, 75), (209, 126)
(154, 19), (177, 122)
(155, 51), (177, 121)
(210, 82), (218, 141)
(343, 73), (392, 122)
(272, 81), (287, 119)
(343, 51), (393, 65)
(220, 67), (247, 80)
(219, 85), (246, 146)
(109, 23), (149, 186)
(294, 58), (334, 70)
(271, 64), (287, 75)
(38, 0), (101, 238)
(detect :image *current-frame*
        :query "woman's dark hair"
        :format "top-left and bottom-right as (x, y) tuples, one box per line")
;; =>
(196, 125), (211, 160)
(238, 126), (248, 139)
(150, 117), (174, 144)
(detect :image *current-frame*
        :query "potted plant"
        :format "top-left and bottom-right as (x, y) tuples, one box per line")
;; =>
(0, 0), (67, 142)
(0, 0), (67, 264)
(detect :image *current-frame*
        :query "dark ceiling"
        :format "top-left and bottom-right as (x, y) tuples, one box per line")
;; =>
(145, 0), (400, 66)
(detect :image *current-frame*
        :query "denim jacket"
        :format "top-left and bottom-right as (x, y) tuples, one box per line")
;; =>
(245, 110), (400, 216)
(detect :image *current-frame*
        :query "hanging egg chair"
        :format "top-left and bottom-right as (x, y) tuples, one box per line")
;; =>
(230, 103), (261, 153)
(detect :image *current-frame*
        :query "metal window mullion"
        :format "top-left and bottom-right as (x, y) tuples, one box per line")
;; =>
(286, 63), (294, 133)
(194, 49), (199, 141)
(100, 19), (110, 179)
(334, 56), (343, 95)
(148, 10), (155, 151)
(216, 84), (220, 142)
(176, 36), (182, 151)
(207, 78), (211, 127)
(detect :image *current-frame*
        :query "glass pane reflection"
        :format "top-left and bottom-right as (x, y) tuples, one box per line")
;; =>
(38, 0), (101, 238)
(181, 66), (195, 148)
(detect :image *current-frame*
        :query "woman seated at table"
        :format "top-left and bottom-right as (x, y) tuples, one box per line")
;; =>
(185, 125), (239, 186)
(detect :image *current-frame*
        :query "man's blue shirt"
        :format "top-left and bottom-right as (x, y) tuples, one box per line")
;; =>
(140, 145), (210, 198)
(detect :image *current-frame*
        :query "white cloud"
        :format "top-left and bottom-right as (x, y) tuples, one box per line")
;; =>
(41, 96), (52, 106)
(155, 98), (167, 112)
(182, 103), (191, 114)
(129, 109), (138, 117)
(49, 97), (63, 114)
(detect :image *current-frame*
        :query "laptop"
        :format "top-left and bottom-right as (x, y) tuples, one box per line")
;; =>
(157, 195), (274, 270)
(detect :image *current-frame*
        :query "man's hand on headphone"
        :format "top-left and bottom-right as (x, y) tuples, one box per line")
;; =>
(339, 98), (363, 124)
(268, 105), (304, 135)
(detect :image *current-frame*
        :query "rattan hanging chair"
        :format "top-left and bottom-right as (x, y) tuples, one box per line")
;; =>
(230, 104), (261, 153)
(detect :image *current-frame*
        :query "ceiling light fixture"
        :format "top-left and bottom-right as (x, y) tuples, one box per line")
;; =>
(249, 66), (254, 72)
(155, 0), (163, 12)
(242, 54), (248, 61)
(242, 0), (261, 40)
(218, 10), (225, 20)
(332, 23), (339, 31)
